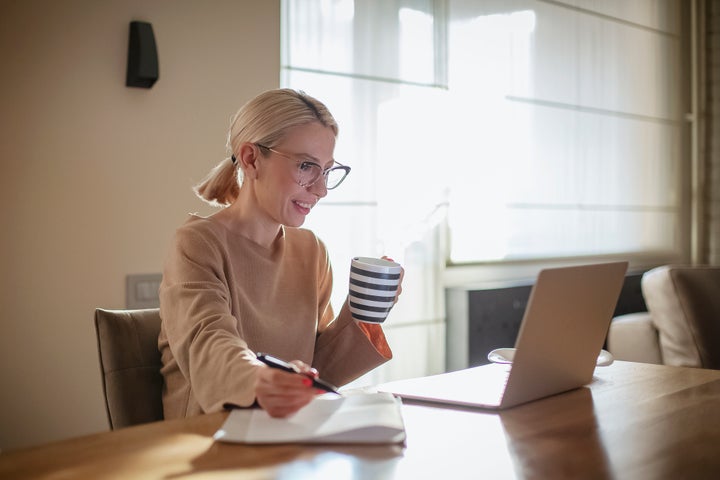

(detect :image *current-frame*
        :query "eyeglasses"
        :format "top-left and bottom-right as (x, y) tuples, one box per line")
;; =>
(256, 144), (351, 190)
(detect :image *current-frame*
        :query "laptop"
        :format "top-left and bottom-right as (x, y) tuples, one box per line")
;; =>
(377, 261), (629, 410)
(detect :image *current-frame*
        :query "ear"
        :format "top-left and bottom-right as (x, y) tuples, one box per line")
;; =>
(236, 142), (261, 179)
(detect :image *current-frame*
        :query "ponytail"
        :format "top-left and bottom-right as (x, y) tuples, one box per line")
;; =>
(192, 156), (240, 207)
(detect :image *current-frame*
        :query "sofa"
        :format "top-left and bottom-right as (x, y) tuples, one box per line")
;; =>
(607, 265), (720, 369)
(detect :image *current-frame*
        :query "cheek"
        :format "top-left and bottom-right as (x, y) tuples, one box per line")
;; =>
(261, 162), (296, 189)
(258, 174), (299, 210)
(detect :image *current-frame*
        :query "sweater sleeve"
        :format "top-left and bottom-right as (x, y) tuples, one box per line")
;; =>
(159, 226), (261, 413)
(311, 240), (393, 386)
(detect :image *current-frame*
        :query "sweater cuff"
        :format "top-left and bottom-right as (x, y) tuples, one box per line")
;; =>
(313, 300), (392, 386)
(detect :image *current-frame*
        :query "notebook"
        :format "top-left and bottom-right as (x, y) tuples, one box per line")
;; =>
(214, 392), (406, 444)
(377, 261), (629, 410)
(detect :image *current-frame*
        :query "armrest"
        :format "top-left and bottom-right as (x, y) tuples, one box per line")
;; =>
(607, 312), (663, 364)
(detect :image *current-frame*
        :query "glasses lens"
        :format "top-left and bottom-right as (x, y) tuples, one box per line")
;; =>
(326, 167), (349, 189)
(296, 162), (322, 187)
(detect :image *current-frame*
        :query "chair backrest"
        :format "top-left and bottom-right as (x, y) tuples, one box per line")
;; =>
(642, 265), (720, 369)
(94, 308), (164, 429)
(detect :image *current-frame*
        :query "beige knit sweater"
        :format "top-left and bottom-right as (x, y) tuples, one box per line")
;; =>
(158, 215), (392, 419)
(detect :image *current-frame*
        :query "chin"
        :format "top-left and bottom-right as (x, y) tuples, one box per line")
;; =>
(284, 217), (306, 228)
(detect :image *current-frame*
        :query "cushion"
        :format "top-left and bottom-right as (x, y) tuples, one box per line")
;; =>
(642, 266), (720, 369)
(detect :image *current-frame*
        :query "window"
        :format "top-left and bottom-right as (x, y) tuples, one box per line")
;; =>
(282, 0), (687, 383)
(444, 1), (684, 263)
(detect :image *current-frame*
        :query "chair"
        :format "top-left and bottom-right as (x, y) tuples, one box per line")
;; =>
(608, 265), (720, 369)
(94, 308), (164, 429)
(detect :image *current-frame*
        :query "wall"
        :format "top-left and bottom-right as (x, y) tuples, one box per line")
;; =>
(0, 0), (279, 450)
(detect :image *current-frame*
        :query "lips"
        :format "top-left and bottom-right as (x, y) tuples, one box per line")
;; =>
(293, 200), (316, 215)
(294, 200), (315, 210)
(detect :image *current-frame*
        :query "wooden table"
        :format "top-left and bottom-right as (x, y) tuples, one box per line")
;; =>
(2, 361), (720, 479)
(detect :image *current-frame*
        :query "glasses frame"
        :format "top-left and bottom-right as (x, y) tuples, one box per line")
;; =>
(255, 144), (351, 190)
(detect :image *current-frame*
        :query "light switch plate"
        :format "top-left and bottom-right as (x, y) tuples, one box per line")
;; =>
(126, 273), (162, 309)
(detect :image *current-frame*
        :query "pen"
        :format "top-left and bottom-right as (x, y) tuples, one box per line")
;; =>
(256, 352), (341, 395)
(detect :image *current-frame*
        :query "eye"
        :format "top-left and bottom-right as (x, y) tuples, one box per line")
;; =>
(299, 161), (320, 172)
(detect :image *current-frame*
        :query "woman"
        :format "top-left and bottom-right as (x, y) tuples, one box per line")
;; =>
(158, 89), (398, 419)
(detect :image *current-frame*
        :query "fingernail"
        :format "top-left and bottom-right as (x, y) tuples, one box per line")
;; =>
(302, 378), (313, 387)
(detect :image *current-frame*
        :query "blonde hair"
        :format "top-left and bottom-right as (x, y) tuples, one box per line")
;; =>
(193, 89), (339, 207)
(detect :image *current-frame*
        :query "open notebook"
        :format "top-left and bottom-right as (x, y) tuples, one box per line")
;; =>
(214, 392), (406, 444)
(377, 262), (628, 410)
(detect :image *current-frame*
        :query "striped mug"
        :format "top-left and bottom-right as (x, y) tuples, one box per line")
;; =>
(348, 257), (402, 323)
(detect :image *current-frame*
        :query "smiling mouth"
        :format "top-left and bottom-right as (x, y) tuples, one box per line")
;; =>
(294, 200), (315, 210)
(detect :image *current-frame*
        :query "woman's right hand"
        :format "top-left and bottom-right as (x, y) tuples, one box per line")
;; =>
(254, 360), (321, 418)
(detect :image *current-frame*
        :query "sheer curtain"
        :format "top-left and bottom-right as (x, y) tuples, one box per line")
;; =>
(445, 0), (683, 263)
(282, 0), (685, 384)
(283, 0), (448, 385)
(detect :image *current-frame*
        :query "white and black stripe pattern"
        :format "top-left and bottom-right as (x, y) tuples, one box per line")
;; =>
(348, 258), (402, 323)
